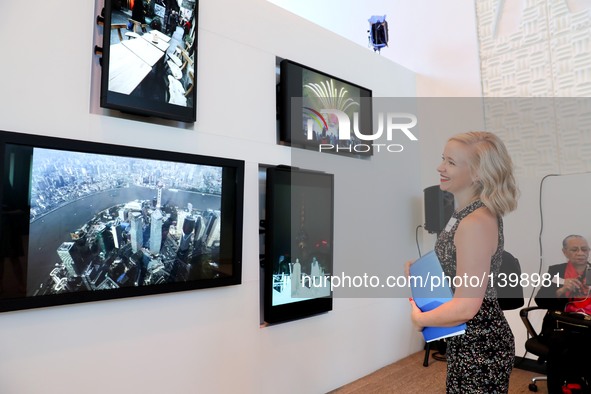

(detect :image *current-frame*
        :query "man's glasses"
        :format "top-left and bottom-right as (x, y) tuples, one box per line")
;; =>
(567, 247), (590, 253)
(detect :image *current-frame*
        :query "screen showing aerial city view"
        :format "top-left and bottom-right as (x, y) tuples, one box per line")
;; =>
(26, 147), (225, 297)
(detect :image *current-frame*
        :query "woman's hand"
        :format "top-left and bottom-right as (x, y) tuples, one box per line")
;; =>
(409, 298), (424, 332)
(406, 261), (423, 331)
(404, 259), (415, 278)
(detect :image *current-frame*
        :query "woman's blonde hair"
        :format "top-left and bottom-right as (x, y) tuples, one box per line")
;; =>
(448, 131), (518, 217)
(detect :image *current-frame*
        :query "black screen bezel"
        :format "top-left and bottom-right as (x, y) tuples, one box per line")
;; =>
(0, 130), (244, 313)
(100, 0), (198, 123)
(263, 166), (333, 325)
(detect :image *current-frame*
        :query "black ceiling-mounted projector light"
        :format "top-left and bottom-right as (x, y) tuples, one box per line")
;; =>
(368, 15), (389, 53)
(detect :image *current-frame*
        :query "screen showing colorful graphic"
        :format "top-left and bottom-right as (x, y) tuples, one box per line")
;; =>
(279, 59), (373, 156)
(302, 68), (363, 149)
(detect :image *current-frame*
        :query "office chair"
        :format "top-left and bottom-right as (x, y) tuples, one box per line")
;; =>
(520, 307), (591, 392)
(519, 306), (549, 392)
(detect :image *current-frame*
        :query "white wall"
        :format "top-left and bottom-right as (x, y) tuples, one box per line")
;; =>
(0, 0), (423, 393)
(267, 0), (484, 97)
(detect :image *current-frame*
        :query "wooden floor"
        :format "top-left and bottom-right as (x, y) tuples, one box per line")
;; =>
(329, 351), (547, 394)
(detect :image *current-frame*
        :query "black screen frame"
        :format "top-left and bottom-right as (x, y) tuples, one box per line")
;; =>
(0, 130), (244, 313)
(278, 59), (373, 156)
(100, 0), (198, 123)
(263, 166), (333, 325)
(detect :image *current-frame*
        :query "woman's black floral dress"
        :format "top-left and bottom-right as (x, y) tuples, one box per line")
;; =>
(435, 199), (514, 394)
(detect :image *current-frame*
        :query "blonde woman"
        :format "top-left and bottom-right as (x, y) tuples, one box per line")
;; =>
(408, 132), (518, 393)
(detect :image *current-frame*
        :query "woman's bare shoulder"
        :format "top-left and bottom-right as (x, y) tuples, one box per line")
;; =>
(460, 206), (496, 229)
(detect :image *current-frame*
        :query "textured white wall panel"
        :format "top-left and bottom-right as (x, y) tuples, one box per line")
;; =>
(477, 0), (547, 61)
(477, 0), (591, 175)
(555, 99), (591, 172)
(551, 29), (591, 96)
(548, 0), (591, 35)
(483, 99), (559, 177)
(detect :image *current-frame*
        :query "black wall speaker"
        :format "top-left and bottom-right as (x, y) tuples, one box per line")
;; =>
(424, 185), (454, 234)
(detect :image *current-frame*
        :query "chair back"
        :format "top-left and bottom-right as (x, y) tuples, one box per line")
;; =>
(497, 251), (525, 310)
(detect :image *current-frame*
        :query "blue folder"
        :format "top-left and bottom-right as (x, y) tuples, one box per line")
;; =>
(409, 250), (466, 342)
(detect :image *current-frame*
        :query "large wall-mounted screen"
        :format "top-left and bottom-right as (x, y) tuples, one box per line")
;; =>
(0, 130), (243, 312)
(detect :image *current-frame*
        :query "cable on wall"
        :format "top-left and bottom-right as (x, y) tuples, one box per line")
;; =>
(415, 224), (423, 258)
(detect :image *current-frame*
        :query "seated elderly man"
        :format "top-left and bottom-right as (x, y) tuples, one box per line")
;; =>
(536, 234), (590, 312)
(535, 234), (591, 393)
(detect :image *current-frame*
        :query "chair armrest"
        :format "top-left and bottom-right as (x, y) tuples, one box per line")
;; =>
(519, 306), (545, 317)
(519, 306), (546, 339)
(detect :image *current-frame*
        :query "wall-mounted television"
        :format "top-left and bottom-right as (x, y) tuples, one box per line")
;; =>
(278, 59), (373, 156)
(0, 130), (243, 313)
(263, 166), (333, 324)
(100, 0), (198, 122)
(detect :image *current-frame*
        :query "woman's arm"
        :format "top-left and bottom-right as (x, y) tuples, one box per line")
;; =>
(410, 209), (497, 329)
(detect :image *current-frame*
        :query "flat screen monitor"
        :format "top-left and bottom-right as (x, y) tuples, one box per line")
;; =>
(100, 0), (198, 122)
(0, 130), (244, 312)
(278, 59), (373, 156)
(264, 166), (333, 324)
